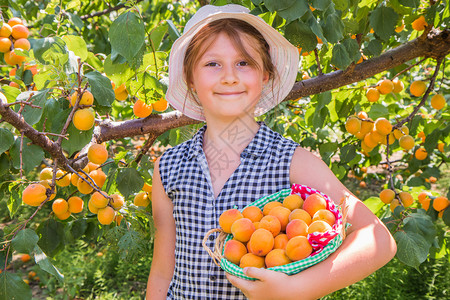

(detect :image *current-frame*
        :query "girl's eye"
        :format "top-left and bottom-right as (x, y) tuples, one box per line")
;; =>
(205, 62), (219, 67)
(237, 61), (249, 67)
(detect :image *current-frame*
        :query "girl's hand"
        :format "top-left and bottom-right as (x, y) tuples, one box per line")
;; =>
(226, 267), (297, 300)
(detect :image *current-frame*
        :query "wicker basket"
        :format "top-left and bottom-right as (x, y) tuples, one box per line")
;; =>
(202, 184), (350, 280)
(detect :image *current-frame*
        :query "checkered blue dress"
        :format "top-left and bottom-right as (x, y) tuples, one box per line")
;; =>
(158, 121), (299, 299)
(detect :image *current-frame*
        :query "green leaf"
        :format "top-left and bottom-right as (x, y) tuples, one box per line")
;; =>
(7, 181), (22, 218)
(0, 128), (14, 155)
(398, 0), (420, 8)
(276, 0), (309, 23)
(312, 0), (333, 11)
(62, 35), (88, 61)
(34, 245), (64, 283)
(129, 72), (165, 101)
(1, 85), (21, 103)
(394, 230), (431, 269)
(149, 23), (168, 51)
(68, 219), (88, 241)
(331, 43), (351, 70)
(321, 11), (344, 43)
(116, 168), (144, 199)
(61, 124), (94, 156)
(442, 207), (450, 227)
(368, 103), (389, 120)
(104, 55), (133, 85)
(340, 144), (356, 163)
(167, 20), (181, 40)
(264, 0), (297, 11)
(0, 272), (32, 300)
(364, 197), (385, 214)
(424, 129), (440, 154)
(342, 38), (361, 62)
(33, 37), (69, 66)
(85, 71), (115, 107)
(369, 6), (398, 40)
(67, 12), (84, 29)
(17, 90), (49, 125)
(11, 229), (39, 254)
(285, 19), (317, 51)
(109, 11), (145, 63)
(117, 230), (145, 259)
(37, 218), (66, 257)
(364, 39), (383, 57)
(10, 138), (45, 174)
(403, 211), (436, 244)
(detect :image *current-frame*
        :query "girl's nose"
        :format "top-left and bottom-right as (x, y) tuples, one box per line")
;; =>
(221, 64), (238, 85)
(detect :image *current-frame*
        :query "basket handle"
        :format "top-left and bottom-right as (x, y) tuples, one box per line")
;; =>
(202, 228), (227, 267)
(339, 193), (351, 240)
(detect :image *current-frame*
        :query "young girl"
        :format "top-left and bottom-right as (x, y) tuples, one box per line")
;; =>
(146, 4), (396, 300)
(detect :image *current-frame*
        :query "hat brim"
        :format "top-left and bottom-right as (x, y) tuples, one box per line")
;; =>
(166, 4), (300, 121)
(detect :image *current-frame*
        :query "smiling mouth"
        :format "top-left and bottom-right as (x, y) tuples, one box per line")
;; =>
(216, 92), (244, 96)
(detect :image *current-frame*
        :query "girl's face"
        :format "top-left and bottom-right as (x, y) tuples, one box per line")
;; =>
(190, 32), (269, 121)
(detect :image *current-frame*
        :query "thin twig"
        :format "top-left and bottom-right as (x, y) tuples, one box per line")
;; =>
(5, 101), (42, 109)
(392, 58), (427, 79)
(39, 132), (69, 139)
(66, 164), (110, 200)
(314, 48), (323, 76)
(19, 132), (24, 178)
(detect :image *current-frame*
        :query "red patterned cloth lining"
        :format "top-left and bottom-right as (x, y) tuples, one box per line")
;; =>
(290, 184), (343, 255)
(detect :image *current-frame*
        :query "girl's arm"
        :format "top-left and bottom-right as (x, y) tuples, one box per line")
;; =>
(146, 157), (176, 299)
(226, 147), (397, 299)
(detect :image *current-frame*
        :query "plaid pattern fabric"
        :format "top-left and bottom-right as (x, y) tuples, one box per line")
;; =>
(220, 184), (346, 281)
(158, 121), (299, 299)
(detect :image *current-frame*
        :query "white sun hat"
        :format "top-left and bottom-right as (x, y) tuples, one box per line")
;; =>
(166, 4), (300, 122)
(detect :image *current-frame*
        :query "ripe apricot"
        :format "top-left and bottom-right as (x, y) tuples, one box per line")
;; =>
(379, 189), (396, 204)
(0, 23), (12, 38)
(285, 236), (312, 261)
(20, 254), (31, 263)
(357, 111), (368, 119)
(56, 170), (71, 187)
(437, 142), (445, 152)
(392, 78), (404, 93)
(39, 167), (53, 180)
(410, 80), (427, 97)
(52, 198), (69, 215)
(110, 194), (124, 210)
(375, 118), (392, 136)
(430, 94), (446, 110)
(13, 38), (30, 51)
(11, 24), (29, 39)
(399, 191), (414, 207)
(77, 178), (94, 194)
(412, 16), (427, 31)
(0, 37), (12, 53)
(308, 220), (332, 234)
(115, 89), (128, 101)
(152, 98), (169, 112)
(390, 199), (400, 213)
(259, 215), (281, 237)
(263, 201), (282, 215)
(359, 119), (374, 136)
(248, 228), (274, 257)
(265, 249), (292, 268)
(68, 196), (84, 213)
(70, 90), (94, 107)
(87, 144), (108, 165)
(240, 253), (265, 268)
(219, 209), (243, 233)
(4, 49), (26, 65)
(88, 198), (99, 214)
(345, 117), (361, 135)
(133, 99), (153, 118)
(115, 214), (123, 225)
(231, 218), (256, 243)
(286, 219), (308, 239)
(303, 193), (327, 218)
(224, 239), (247, 265)
(377, 79), (394, 95)
(273, 233), (289, 250)
(39, 180), (56, 200)
(414, 148), (428, 160)
(89, 169), (106, 188)
(312, 209), (336, 227)
(22, 183), (47, 206)
(381, 132), (396, 146)
(393, 125), (409, 139)
(73, 108), (95, 131)
(368, 130), (385, 144)
(366, 88), (380, 102)
(90, 191), (108, 208)
(134, 191), (150, 207)
(55, 210), (71, 220)
(8, 17), (23, 27)
(289, 208), (312, 225)
(268, 206), (291, 231)
(433, 196), (449, 212)
(421, 198), (431, 211)
(399, 135), (415, 150)
(242, 206), (263, 223)
(282, 194), (303, 211)
(97, 206), (116, 225)
(142, 183), (152, 193)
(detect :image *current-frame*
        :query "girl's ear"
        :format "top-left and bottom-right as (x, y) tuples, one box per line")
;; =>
(262, 71), (270, 85)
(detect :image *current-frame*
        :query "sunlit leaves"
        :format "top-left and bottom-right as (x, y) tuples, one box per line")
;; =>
(369, 6), (399, 41)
